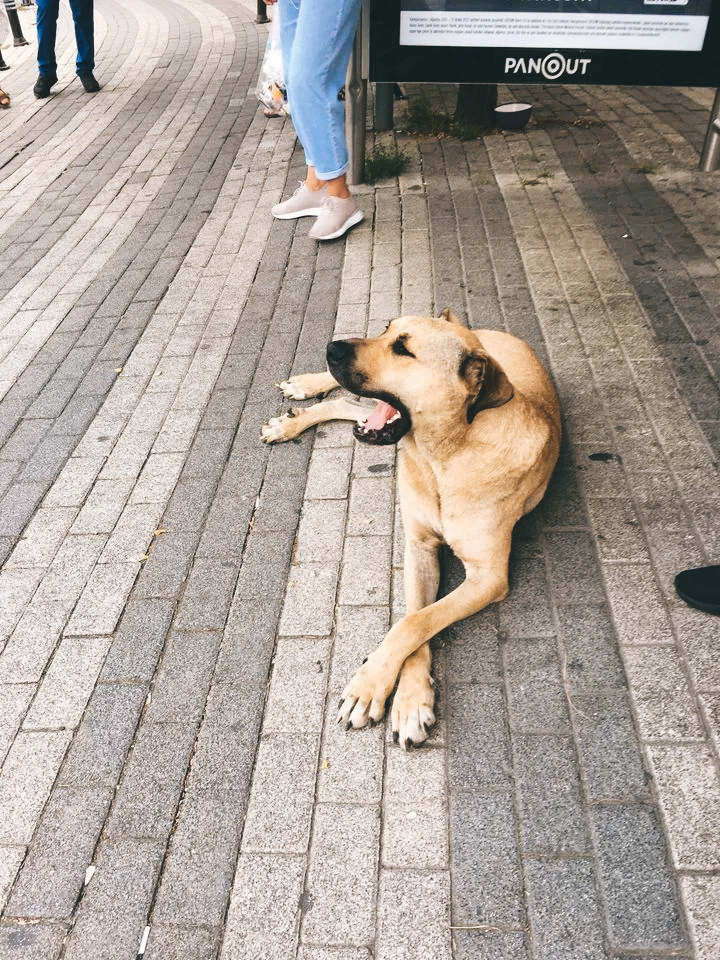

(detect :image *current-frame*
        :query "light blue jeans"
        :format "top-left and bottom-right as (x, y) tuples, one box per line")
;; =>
(278, 0), (362, 181)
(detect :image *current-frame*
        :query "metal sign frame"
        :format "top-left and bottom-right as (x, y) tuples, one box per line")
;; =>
(370, 0), (720, 87)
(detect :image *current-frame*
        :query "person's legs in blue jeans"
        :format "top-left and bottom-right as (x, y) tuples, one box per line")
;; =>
(36, 0), (60, 78)
(277, 0), (360, 192)
(282, 0), (361, 181)
(68, 0), (94, 74)
(273, 0), (363, 237)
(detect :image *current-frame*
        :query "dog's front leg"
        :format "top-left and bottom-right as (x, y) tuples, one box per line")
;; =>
(261, 397), (370, 444)
(278, 371), (339, 400)
(392, 537), (441, 748)
(337, 565), (508, 732)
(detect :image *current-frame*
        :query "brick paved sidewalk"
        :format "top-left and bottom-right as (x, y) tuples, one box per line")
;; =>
(1, 2), (720, 958)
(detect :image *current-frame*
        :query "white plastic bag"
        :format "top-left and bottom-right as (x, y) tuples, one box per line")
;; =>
(256, 9), (290, 116)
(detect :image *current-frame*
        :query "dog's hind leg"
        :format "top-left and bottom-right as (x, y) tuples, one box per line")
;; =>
(261, 397), (370, 443)
(278, 371), (339, 400)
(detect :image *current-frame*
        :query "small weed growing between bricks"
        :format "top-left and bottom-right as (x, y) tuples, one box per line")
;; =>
(633, 162), (657, 174)
(402, 96), (493, 140)
(364, 143), (410, 184)
(584, 157), (601, 174)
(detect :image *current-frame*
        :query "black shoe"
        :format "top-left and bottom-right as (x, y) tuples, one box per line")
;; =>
(33, 74), (57, 98)
(674, 565), (720, 616)
(78, 71), (100, 93)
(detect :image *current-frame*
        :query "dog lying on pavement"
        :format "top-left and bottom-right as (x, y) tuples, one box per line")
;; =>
(261, 310), (561, 748)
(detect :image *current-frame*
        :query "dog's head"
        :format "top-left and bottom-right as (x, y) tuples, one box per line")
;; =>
(326, 310), (514, 445)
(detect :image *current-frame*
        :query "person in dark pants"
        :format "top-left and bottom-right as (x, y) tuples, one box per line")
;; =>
(33, 0), (99, 98)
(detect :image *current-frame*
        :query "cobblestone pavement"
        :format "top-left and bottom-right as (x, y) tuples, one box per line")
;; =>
(0, 2), (719, 958)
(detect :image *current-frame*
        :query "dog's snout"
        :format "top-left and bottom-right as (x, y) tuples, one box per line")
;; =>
(326, 339), (353, 366)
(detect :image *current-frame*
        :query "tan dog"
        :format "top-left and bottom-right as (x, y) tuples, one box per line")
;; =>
(261, 311), (561, 748)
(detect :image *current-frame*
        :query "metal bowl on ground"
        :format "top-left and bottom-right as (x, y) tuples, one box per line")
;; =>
(494, 102), (533, 130)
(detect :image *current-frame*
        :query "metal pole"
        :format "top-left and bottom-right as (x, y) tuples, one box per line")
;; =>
(346, 0), (368, 185)
(699, 88), (720, 173)
(4, 0), (29, 46)
(255, 0), (269, 25)
(375, 82), (394, 132)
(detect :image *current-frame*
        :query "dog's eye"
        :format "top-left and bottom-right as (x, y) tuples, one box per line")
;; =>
(392, 338), (415, 358)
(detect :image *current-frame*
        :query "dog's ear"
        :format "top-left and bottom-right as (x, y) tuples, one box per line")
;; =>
(462, 352), (514, 422)
(439, 308), (462, 326)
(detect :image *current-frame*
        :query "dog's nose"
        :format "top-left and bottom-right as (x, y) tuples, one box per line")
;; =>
(326, 339), (353, 366)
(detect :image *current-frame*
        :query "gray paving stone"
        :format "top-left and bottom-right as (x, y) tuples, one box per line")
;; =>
(591, 804), (687, 950)
(449, 791), (524, 927)
(648, 743), (720, 871)
(301, 804), (380, 945)
(500, 556), (555, 638)
(556, 603), (626, 693)
(545, 531), (606, 605)
(152, 789), (244, 928)
(64, 561), (140, 636)
(279, 564), (339, 637)
(23, 636), (112, 731)
(376, 870), (452, 960)
(524, 858), (606, 960)
(0, 730), (72, 844)
(189, 683), (263, 795)
(108, 721), (197, 839)
(317, 710), (384, 805)
(294, 499), (348, 564)
(0, 683), (35, 767)
(146, 629), (221, 723)
(242, 733), (320, 853)
(338, 536), (392, 606)
(513, 735), (589, 854)
(222, 853), (306, 960)
(144, 924), (220, 960)
(504, 637), (571, 733)
(0, 922), (67, 960)
(622, 645), (704, 742)
(573, 692), (652, 803)
(447, 684), (512, 789)
(174, 558), (240, 630)
(62, 838), (166, 960)
(99, 598), (175, 684)
(452, 930), (530, 960)
(7, 786), (113, 919)
(263, 637), (332, 733)
(58, 682), (147, 788)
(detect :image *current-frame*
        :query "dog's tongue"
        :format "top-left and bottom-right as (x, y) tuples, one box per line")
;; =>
(364, 400), (399, 432)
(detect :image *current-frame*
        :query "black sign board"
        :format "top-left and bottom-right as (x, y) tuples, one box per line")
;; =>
(370, 0), (720, 86)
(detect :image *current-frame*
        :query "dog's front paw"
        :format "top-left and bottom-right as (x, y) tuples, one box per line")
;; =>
(391, 670), (435, 750)
(337, 653), (397, 730)
(260, 411), (303, 444)
(277, 374), (326, 400)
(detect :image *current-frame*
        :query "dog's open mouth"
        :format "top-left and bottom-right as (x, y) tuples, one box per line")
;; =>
(354, 399), (411, 445)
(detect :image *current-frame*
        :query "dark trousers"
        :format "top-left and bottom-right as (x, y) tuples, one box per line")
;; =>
(36, 0), (94, 76)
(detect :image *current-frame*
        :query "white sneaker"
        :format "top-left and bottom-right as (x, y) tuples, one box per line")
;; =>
(272, 182), (328, 219)
(309, 196), (364, 240)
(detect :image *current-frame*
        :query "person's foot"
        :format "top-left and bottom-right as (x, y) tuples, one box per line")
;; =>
(272, 182), (329, 219)
(674, 565), (720, 616)
(33, 74), (57, 98)
(309, 196), (364, 241)
(78, 71), (100, 92)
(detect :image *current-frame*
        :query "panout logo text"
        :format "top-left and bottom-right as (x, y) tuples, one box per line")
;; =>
(504, 53), (592, 80)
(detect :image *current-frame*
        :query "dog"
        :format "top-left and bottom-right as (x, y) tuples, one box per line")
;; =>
(261, 310), (561, 748)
